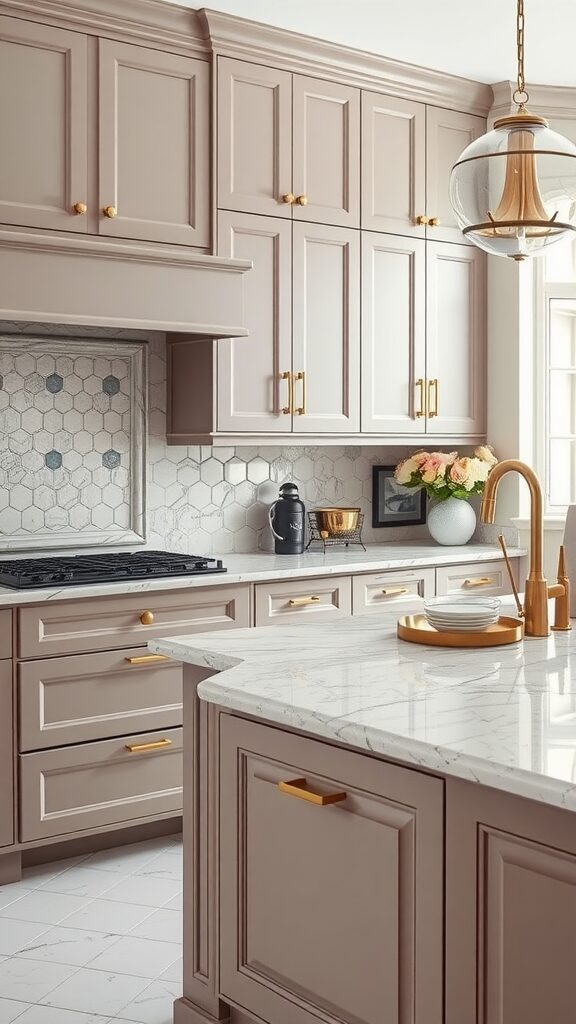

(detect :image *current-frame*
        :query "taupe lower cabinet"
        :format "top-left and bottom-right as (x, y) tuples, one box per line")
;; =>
(0, 659), (14, 849)
(217, 210), (360, 434)
(217, 57), (360, 227)
(219, 715), (443, 1024)
(0, 15), (209, 246)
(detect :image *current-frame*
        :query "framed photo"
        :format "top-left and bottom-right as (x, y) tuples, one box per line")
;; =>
(372, 465), (427, 528)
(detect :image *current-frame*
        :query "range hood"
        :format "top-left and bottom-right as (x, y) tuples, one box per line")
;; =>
(0, 228), (251, 337)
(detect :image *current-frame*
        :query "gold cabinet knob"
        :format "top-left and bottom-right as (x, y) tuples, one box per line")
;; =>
(73, 201), (87, 215)
(416, 215), (429, 225)
(103, 205), (117, 218)
(140, 610), (154, 625)
(282, 193), (295, 204)
(429, 217), (441, 227)
(295, 195), (308, 206)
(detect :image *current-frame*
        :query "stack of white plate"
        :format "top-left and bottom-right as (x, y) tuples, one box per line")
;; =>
(424, 597), (501, 633)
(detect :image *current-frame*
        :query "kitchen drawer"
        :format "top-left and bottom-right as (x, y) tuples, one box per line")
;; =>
(255, 576), (351, 626)
(19, 648), (182, 752)
(0, 660), (13, 848)
(0, 610), (12, 659)
(435, 559), (517, 598)
(18, 584), (251, 658)
(19, 727), (183, 842)
(352, 568), (435, 615)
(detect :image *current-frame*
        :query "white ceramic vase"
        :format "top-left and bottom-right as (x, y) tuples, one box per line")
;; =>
(427, 497), (476, 546)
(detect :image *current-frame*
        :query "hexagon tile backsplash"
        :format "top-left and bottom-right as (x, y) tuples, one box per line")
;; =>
(0, 324), (424, 554)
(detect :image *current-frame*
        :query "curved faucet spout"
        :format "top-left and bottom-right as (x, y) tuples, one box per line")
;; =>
(480, 459), (544, 583)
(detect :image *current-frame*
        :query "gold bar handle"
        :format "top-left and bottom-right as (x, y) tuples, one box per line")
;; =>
(289, 595), (321, 606)
(124, 654), (171, 665)
(463, 577), (495, 587)
(280, 370), (293, 415)
(428, 378), (439, 418)
(295, 370), (306, 415)
(415, 377), (425, 418)
(381, 587), (409, 597)
(125, 738), (173, 754)
(278, 777), (346, 806)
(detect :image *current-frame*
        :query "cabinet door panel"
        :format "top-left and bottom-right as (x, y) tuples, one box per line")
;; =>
(361, 232), (426, 433)
(426, 241), (486, 435)
(362, 92), (426, 235)
(293, 76), (360, 227)
(292, 222), (360, 433)
(220, 715), (443, 1024)
(218, 57), (292, 217)
(217, 212), (292, 432)
(426, 107), (486, 244)
(0, 16), (87, 232)
(0, 661), (13, 848)
(99, 40), (209, 246)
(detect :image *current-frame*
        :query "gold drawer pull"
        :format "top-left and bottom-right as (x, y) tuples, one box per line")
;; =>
(428, 378), (439, 418)
(282, 192), (295, 204)
(289, 595), (321, 606)
(415, 214), (429, 225)
(103, 204), (117, 218)
(295, 194), (308, 206)
(278, 777), (346, 806)
(294, 370), (306, 415)
(125, 654), (170, 665)
(281, 370), (293, 415)
(415, 377), (425, 418)
(73, 201), (87, 215)
(140, 610), (154, 625)
(429, 216), (441, 227)
(125, 738), (173, 754)
(463, 577), (495, 587)
(381, 587), (409, 597)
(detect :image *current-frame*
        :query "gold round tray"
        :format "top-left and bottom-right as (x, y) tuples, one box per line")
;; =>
(397, 613), (524, 648)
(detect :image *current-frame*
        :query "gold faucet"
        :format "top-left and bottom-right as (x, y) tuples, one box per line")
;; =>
(480, 459), (571, 637)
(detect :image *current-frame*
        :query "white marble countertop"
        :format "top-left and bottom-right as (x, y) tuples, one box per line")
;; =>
(151, 597), (576, 812)
(0, 542), (525, 606)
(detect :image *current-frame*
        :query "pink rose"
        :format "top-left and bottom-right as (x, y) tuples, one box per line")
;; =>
(421, 454), (446, 484)
(411, 450), (430, 467)
(449, 457), (472, 487)
(432, 450), (457, 467)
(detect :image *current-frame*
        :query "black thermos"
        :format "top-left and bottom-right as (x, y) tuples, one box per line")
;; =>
(268, 482), (306, 554)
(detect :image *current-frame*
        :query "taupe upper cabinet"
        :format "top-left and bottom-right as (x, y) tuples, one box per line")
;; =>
(99, 41), (209, 246)
(218, 57), (360, 227)
(362, 94), (485, 243)
(0, 17), (88, 233)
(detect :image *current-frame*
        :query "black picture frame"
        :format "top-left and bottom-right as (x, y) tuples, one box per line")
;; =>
(372, 465), (427, 528)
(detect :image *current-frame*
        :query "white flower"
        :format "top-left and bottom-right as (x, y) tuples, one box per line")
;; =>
(475, 445), (497, 467)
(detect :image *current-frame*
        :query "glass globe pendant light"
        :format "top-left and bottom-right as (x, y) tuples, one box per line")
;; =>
(450, 0), (576, 261)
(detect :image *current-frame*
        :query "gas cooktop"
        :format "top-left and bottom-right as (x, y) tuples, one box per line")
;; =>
(0, 550), (227, 590)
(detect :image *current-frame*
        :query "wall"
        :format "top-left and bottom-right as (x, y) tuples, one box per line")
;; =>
(0, 324), (436, 554)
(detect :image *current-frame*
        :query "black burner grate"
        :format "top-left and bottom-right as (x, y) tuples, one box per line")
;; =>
(0, 550), (227, 590)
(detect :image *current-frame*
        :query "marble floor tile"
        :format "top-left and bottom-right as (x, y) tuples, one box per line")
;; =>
(0, 891), (89, 925)
(61, 899), (155, 936)
(160, 895), (182, 912)
(102, 876), (181, 909)
(13, 1006), (110, 1024)
(88, 936), (181, 979)
(22, 858), (89, 888)
(0, 920), (50, 956)
(84, 840), (172, 875)
(156, 957), (182, 985)
(0, 957), (78, 1002)
(134, 853), (182, 883)
(114, 978), (181, 1024)
(0, 887), (34, 910)
(18, 925), (120, 967)
(0, 998), (29, 1024)
(129, 909), (182, 945)
(38, 868), (125, 900)
(39, 967), (149, 1018)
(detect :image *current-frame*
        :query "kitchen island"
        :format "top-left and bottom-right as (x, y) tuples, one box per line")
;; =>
(152, 601), (576, 1024)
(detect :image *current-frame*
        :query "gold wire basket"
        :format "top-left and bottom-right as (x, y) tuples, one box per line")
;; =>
(306, 512), (366, 552)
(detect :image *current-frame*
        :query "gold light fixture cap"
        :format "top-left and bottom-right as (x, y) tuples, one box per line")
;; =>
(493, 109), (549, 131)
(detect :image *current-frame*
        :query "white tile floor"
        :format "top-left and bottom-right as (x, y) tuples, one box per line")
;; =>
(0, 834), (183, 1024)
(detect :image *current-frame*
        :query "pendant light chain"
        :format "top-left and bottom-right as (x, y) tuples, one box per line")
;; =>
(514, 0), (529, 107)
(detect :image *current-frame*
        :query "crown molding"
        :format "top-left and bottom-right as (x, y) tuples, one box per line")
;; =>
(0, 0), (210, 57)
(490, 80), (576, 123)
(200, 8), (493, 116)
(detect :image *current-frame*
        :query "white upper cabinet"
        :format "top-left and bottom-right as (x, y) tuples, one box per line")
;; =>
(425, 107), (486, 244)
(361, 92), (426, 236)
(218, 57), (360, 227)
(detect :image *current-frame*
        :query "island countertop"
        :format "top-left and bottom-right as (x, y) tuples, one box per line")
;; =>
(150, 599), (576, 812)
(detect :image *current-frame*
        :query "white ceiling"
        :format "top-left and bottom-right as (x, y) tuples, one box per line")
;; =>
(165, 0), (576, 87)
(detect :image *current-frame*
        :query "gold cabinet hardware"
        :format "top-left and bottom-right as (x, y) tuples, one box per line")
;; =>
(289, 595), (321, 606)
(463, 577), (495, 587)
(282, 192), (296, 204)
(428, 378), (439, 418)
(139, 610), (154, 625)
(415, 377), (425, 418)
(280, 370), (293, 415)
(125, 654), (170, 665)
(416, 215), (429, 225)
(103, 205), (117, 218)
(381, 587), (409, 597)
(73, 201), (87, 215)
(295, 370), (306, 415)
(125, 738), (173, 754)
(278, 777), (346, 806)
(295, 195), (308, 206)
(429, 217), (441, 227)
